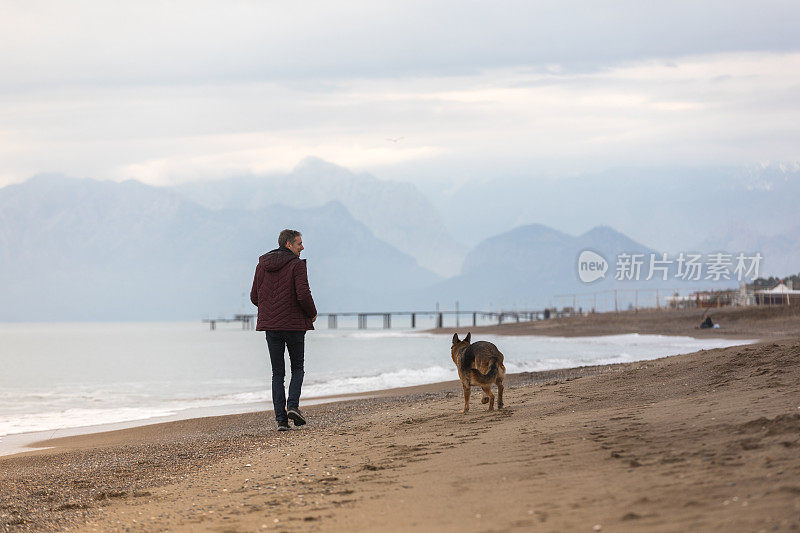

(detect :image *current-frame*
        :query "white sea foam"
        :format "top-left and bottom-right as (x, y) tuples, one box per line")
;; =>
(0, 322), (753, 438)
(0, 406), (180, 437)
(304, 365), (457, 397)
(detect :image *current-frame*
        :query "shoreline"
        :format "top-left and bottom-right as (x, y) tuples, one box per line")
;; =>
(18, 363), (649, 456)
(0, 357), (665, 459)
(8, 341), (748, 460)
(2, 305), (798, 531)
(1, 330), (753, 459)
(0, 394), (378, 459)
(426, 305), (800, 340)
(1, 337), (798, 531)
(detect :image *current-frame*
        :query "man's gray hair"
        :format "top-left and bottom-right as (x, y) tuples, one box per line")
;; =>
(278, 229), (302, 248)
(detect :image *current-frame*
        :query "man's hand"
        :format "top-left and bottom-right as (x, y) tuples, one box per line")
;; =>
(312, 314), (317, 323)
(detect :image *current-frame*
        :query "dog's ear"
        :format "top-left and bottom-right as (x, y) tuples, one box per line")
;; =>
(465, 332), (471, 343)
(452, 333), (459, 344)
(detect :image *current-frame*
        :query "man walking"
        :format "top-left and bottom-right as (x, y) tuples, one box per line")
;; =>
(250, 229), (317, 431)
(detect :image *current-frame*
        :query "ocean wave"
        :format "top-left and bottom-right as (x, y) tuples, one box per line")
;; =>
(0, 406), (180, 438)
(304, 366), (457, 397)
(0, 330), (751, 438)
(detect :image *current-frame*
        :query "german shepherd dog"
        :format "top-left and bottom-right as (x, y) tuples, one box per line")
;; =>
(451, 332), (505, 413)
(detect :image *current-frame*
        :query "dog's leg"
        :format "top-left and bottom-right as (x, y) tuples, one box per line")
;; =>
(497, 379), (504, 409)
(462, 384), (470, 414)
(481, 393), (490, 404)
(482, 386), (494, 410)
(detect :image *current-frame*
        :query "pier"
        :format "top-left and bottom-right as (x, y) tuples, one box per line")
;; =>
(203, 310), (547, 330)
(202, 314), (255, 330)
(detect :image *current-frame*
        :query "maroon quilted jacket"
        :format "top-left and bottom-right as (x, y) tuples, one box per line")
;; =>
(250, 248), (317, 331)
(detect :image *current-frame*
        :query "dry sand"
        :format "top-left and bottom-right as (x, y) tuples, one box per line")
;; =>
(1, 307), (799, 532)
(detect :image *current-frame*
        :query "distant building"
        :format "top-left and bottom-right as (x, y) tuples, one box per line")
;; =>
(754, 281), (800, 306)
(664, 292), (695, 309)
(692, 289), (737, 308)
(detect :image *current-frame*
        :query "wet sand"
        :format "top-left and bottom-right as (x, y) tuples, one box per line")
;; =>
(1, 307), (799, 532)
(431, 305), (800, 340)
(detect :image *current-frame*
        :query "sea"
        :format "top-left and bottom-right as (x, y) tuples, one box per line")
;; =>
(0, 318), (752, 454)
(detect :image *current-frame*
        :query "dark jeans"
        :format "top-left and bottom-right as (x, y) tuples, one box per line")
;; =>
(265, 330), (306, 424)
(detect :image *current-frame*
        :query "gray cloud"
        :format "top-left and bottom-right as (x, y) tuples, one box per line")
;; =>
(1, 1), (800, 186)
(2, 1), (799, 92)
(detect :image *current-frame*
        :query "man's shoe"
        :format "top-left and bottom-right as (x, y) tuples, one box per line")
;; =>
(287, 408), (306, 427)
(277, 421), (290, 431)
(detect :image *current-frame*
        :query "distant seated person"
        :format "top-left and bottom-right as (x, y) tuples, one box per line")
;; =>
(699, 315), (714, 329)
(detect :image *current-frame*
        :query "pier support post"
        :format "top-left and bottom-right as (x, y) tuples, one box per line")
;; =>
(437, 313), (443, 328)
(411, 313), (416, 328)
(328, 314), (338, 329)
(383, 314), (391, 329)
(472, 312), (477, 326)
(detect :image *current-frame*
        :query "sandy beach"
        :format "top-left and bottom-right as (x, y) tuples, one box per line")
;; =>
(1, 307), (799, 532)
(430, 305), (800, 340)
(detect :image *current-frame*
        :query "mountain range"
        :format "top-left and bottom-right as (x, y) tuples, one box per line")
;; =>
(423, 224), (709, 311)
(0, 175), (438, 320)
(425, 165), (800, 273)
(0, 162), (795, 321)
(174, 158), (467, 278)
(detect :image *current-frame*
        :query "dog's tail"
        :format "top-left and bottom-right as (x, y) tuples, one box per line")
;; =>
(460, 344), (500, 384)
(468, 357), (499, 384)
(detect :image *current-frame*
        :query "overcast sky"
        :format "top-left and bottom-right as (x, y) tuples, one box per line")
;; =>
(2, 0), (800, 187)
